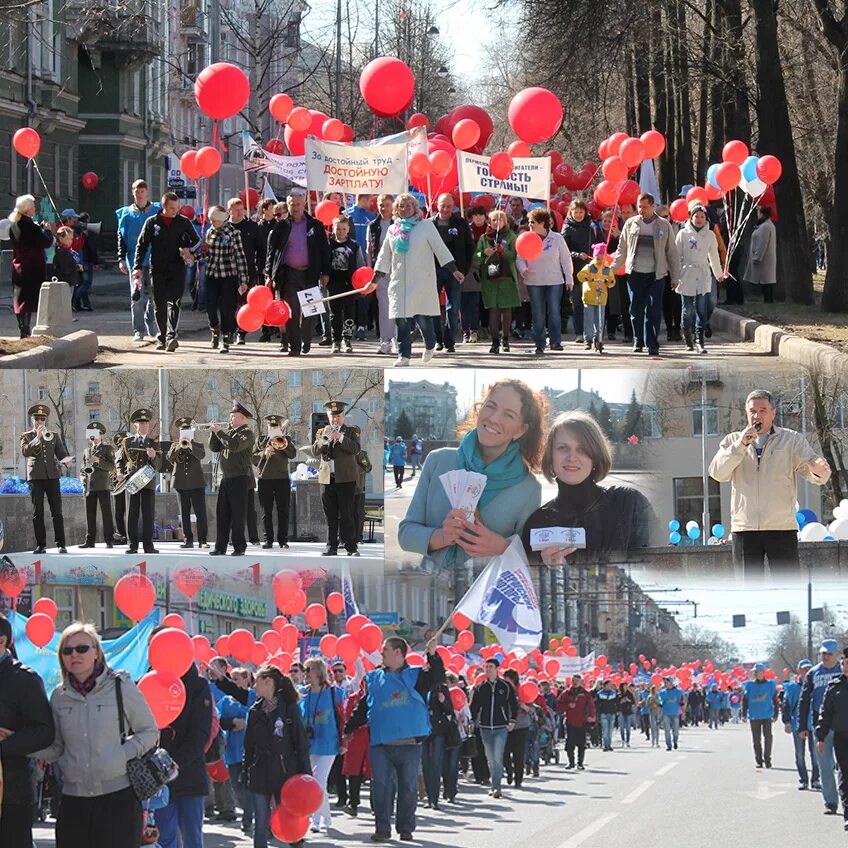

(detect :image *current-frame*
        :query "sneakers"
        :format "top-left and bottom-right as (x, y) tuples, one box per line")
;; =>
(166, 339), (179, 352)
(318, 337), (333, 347)
(422, 348), (435, 363)
(502, 340), (510, 352)
(394, 356), (410, 367)
(491, 788), (502, 799)
(342, 339), (353, 353)
(469, 331), (478, 343)
(331, 342), (341, 354)
(378, 340), (393, 354)
(132, 331), (144, 342)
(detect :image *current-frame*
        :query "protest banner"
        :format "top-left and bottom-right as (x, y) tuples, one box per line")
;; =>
(457, 151), (552, 199)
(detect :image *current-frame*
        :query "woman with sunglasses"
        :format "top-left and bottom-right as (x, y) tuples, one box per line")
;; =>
(34, 622), (158, 847)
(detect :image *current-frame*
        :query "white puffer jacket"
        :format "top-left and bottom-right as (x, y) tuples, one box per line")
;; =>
(675, 222), (723, 297)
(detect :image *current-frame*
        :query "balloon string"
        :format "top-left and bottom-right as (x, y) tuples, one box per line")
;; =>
(211, 121), (228, 154)
(30, 159), (60, 219)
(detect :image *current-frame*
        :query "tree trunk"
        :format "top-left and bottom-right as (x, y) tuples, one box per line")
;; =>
(697, 0), (712, 180)
(722, 0), (751, 143)
(708, 1), (725, 165)
(625, 48), (638, 138)
(652, 3), (671, 196)
(751, 0), (814, 304)
(674, 0), (694, 187)
(634, 38), (652, 134)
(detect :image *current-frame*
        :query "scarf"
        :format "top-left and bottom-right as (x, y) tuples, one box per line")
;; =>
(390, 216), (418, 254)
(69, 661), (105, 696)
(456, 429), (528, 509)
(261, 695), (280, 714)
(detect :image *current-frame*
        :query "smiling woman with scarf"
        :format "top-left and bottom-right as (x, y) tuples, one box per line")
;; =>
(373, 193), (464, 367)
(398, 379), (546, 584)
(521, 410), (653, 565)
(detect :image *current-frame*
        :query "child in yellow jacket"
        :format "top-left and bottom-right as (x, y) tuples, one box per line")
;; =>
(577, 243), (616, 353)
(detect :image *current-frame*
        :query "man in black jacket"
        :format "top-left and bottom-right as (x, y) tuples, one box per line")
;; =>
(228, 197), (261, 345)
(153, 654), (214, 848)
(133, 191), (200, 352)
(0, 615), (55, 845)
(816, 648), (848, 829)
(432, 194), (475, 353)
(470, 657), (517, 798)
(263, 192), (330, 356)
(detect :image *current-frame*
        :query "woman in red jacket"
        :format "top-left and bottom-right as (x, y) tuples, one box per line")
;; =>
(557, 673), (596, 769)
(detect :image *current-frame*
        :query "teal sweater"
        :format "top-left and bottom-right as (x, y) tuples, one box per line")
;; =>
(398, 447), (542, 570)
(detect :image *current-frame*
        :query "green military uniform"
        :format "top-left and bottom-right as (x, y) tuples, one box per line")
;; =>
(209, 402), (256, 555)
(117, 408), (163, 553)
(354, 449), (372, 545)
(253, 415), (297, 548)
(79, 422), (116, 547)
(312, 401), (360, 555)
(20, 403), (69, 552)
(168, 417), (208, 548)
(112, 432), (129, 542)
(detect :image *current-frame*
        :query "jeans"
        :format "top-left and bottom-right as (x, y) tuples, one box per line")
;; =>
(129, 265), (155, 335)
(585, 304), (604, 342)
(619, 713), (632, 745)
(793, 729), (819, 786)
(370, 742), (422, 835)
(600, 714), (615, 750)
(650, 714), (660, 746)
(527, 284), (563, 349)
(422, 733), (447, 804)
(479, 728), (508, 790)
(816, 729), (838, 809)
(73, 261), (93, 308)
(409, 453), (421, 475)
(228, 762), (253, 829)
(395, 315), (435, 359)
(681, 293), (708, 332)
(461, 290), (480, 331)
(706, 276), (718, 322)
(663, 715), (680, 749)
(570, 284), (584, 337)
(206, 274), (237, 336)
(154, 795), (205, 848)
(435, 266), (461, 346)
(251, 792), (273, 848)
(442, 743), (461, 800)
(627, 271), (665, 349)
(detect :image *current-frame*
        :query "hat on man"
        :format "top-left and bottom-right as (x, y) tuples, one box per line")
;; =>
(88, 422), (107, 434)
(28, 404), (50, 418)
(324, 401), (347, 415)
(173, 417), (194, 430)
(130, 408), (152, 423)
(395, 435), (403, 442)
(821, 639), (839, 654)
(231, 401), (253, 419)
(754, 662), (767, 672)
(678, 184), (694, 198)
(265, 415), (284, 426)
(60, 208), (81, 220)
(798, 659), (813, 670)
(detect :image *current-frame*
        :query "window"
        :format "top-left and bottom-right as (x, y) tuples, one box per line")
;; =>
(291, 400), (302, 423)
(38, 387), (47, 400)
(53, 588), (75, 629)
(312, 370), (323, 386)
(207, 376), (219, 392)
(87, 382), (99, 395)
(288, 372), (302, 388)
(207, 404), (220, 422)
(672, 477), (721, 534)
(641, 407), (662, 439)
(692, 400), (719, 437)
(88, 409), (100, 422)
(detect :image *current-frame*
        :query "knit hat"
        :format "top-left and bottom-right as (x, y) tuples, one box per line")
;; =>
(591, 243), (608, 258)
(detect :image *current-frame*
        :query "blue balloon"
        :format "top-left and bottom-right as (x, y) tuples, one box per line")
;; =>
(741, 155), (759, 182)
(824, 535), (835, 541)
(800, 508), (818, 525)
(707, 163), (720, 190)
(688, 525), (701, 540)
(711, 523), (725, 539)
(668, 519), (680, 532)
(796, 511), (807, 527)
(669, 531), (682, 545)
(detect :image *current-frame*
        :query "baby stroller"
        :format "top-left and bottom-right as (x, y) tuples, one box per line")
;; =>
(539, 706), (559, 765)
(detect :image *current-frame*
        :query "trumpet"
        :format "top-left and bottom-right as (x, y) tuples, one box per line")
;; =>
(195, 422), (225, 430)
(319, 424), (340, 446)
(179, 437), (192, 449)
(39, 430), (54, 442)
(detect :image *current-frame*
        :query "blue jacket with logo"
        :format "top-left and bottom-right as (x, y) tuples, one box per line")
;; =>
(658, 687), (684, 717)
(799, 661), (842, 732)
(388, 443), (407, 466)
(743, 679), (778, 721)
(116, 202), (160, 267)
(300, 685), (345, 756)
(781, 679), (810, 732)
(706, 689), (723, 710)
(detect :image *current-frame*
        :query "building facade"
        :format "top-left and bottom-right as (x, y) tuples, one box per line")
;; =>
(385, 379), (458, 440)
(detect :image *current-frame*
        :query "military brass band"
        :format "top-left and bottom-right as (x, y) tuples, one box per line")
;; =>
(19, 399), (371, 555)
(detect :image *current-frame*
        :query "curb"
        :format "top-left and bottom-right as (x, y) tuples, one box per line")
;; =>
(711, 307), (848, 375)
(0, 330), (99, 369)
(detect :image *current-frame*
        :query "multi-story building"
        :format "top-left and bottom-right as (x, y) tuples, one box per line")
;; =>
(385, 379), (458, 440)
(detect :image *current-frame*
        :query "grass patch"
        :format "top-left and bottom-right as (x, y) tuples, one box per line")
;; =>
(0, 336), (53, 356)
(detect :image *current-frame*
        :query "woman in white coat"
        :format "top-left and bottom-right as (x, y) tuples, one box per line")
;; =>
(373, 193), (464, 367)
(675, 203), (724, 355)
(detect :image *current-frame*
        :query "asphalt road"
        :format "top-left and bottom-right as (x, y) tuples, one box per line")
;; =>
(32, 722), (838, 847)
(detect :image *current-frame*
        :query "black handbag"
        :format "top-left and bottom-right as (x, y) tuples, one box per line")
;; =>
(460, 735), (478, 758)
(116, 676), (179, 801)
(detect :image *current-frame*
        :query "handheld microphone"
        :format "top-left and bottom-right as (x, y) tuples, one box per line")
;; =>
(754, 422), (762, 432)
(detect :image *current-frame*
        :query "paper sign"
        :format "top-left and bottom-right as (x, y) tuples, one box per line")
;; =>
(458, 152), (552, 199)
(297, 286), (326, 317)
(529, 527), (587, 551)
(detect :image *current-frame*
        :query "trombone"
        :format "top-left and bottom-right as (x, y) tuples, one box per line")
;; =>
(268, 418), (290, 451)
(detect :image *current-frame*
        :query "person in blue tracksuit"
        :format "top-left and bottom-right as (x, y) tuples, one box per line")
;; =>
(389, 436), (408, 489)
(782, 659), (819, 791)
(743, 663), (779, 768)
(658, 678), (684, 751)
(800, 639), (843, 814)
(595, 681), (619, 752)
(706, 685), (723, 729)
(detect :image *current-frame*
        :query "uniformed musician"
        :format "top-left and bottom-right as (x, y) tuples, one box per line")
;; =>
(312, 400), (360, 556)
(117, 408), (162, 554)
(20, 403), (72, 554)
(167, 416), (208, 549)
(208, 402), (256, 556)
(79, 421), (115, 548)
(253, 414), (297, 549)
(111, 431), (129, 544)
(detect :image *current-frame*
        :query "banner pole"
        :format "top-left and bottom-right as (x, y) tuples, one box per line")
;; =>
(457, 151), (465, 215)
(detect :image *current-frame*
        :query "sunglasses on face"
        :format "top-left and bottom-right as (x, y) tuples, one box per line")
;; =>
(62, 644), (94, 656)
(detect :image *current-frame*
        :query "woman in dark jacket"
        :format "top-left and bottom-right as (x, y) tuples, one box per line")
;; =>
(421, 681), (456, 809)
(618, 683), (638, 748)
(501, 669), (533, 788)
(243, 665), (311, 848)
(522, 410), (653, 565)
(561, 199), (595, 344)
(8, 193), (53, 338)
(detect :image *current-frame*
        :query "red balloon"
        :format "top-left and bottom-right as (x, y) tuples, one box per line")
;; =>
(455, 630), (474, 652)
(180, 150), (200, 181)
(359, 57), (415, 116)
(357, 623), (383, 655)
(704, 181), (724, 201)
(669, 198), (689, 222)
(593, 180), (619, 208)
(25, 613), (54, 648)
(240, 188), (260, 210)
(619, 179), (641, 206)
(326, 592), (345, 616)
(452, 118), (480, 151)
(607, 132), (629, 156)
(508, 140), (532, 158)
(519, 681), (539, 703)
(715, 161), (741, 191)
(281, 772), (325, 816)
(207, 759), (229, 782)
(173, 564), (206, 599)
(553, 163), (573, 186)
(602, 156), (627, 184)
(13, 127), (41, 159)
(161, 613), (186, 630)
(228, 628), (255, 663)
(315, 200), (339, 227)
(270, 807), (309, 843)
(618, 137), (645, 168)
(180, 205), (195, 220)
(251, 642), (269, 666)
(247, 285), (274, 312)
(114, 574), (155, 622)
(195, 146), (222, 178)
(287, 106), (311, 132)
(408, 113), (430, 130)
(598, 139), (611, 160)
(269, 93), (294, 123)
(149, 628), (195, 676)
(272, 616), (288, 633)
(340, 124), (355, 142)
(489, 152), (514, 181)
(215, 635), (230, 657)
(686, 186), (709, 206)
(508, 88), (563, 144)
(336, 634), (360, 664)
(279, 624), (298, 654)
(323, 118), (344, 141)
(430, 150), (453, 178)
(443, 105), (494, 154)
(236, 305), (264, 333)
(264, 299), (291, 327)
(722, 139), (749, 166)
(516, 231), (543, 260)
(194, 62), (250, 120)
(409, 137), (457, 196)
(756, 154), (782, 185)
(304, 604), (327, 630)
(408, 151), (431, 179)
(545, 658), (560, 677)
(596, 655), (608, 667)
(565, 645), (577, 657)
(192, 635), (214, 664)
(640, 130), (666, 159)
(453, 611), (471, 630)
(352, 266), (375, 290)
(81, 171), (99, 190)
(450, 687), (467, 710)
(139, 670), (187, 728)
(32, 597), (58, 620)
(260, 630), (281, 653)
(319, 633), (338, 657)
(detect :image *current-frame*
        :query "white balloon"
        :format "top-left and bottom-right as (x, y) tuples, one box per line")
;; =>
(840, 498), (848, 509)
(799, 522), (828, 542)
(0, 218), (11, 240)
(831, 517), (848, 541)
(296, 463), (307, 472)
(739, 175), (767, 198)
(686, 520), (699, 531)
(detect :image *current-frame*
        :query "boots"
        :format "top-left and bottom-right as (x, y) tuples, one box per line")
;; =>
(683, 329), (694, 351)
(489, 333), (500, 354)
(696, 329), (707, 355)
(211, 329), (220, 349)
(17, 313), (31, 339)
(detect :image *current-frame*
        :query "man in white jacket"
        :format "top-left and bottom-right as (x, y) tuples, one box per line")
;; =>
(709, 389), (831, 577)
